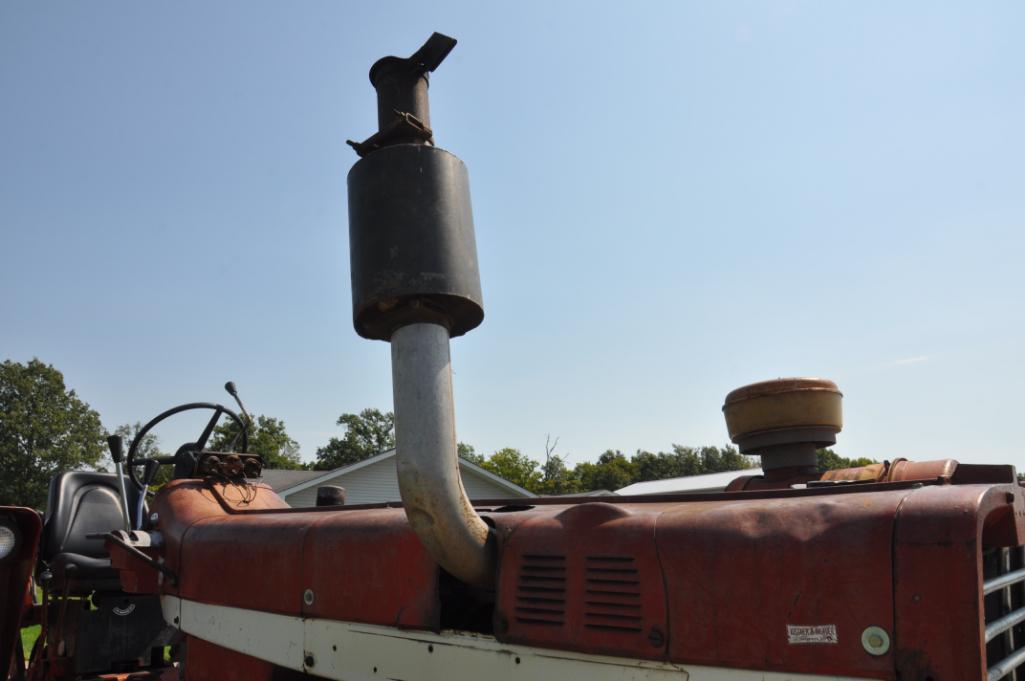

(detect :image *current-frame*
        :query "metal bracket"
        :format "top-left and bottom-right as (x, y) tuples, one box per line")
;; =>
(347, 111), (434, 158)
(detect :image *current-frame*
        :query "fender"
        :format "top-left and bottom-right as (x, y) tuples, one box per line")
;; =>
(1, 507), (42, 680)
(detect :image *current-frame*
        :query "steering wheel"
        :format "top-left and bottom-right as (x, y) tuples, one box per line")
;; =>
(126, 402), (248, 489)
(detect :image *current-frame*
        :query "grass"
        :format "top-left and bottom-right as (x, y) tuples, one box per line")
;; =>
(20, 625), (40, 659)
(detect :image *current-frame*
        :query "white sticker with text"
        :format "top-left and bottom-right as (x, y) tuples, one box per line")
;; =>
(786, 624), (838, 644)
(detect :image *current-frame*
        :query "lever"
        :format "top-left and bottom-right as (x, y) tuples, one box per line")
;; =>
(107, 435), (133, 532)
(224, 381), (253, 452)
(136, 459), (161, 528)
(107, 434), (124, 464)
(224, 381), (252, 424)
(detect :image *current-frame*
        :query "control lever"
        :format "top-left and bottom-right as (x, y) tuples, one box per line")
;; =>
(107, 435), (133, 532)
(224, 381), (252, 452)
(136, 459), (161, 528)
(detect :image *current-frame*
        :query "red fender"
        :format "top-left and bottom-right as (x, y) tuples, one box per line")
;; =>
(1, 507), (42, 681)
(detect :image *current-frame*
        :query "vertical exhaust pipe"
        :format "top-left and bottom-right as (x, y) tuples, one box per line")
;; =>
(346, 34), (494, 587)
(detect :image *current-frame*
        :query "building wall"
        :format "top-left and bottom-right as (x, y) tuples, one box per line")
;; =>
(284, 458), (523, 508)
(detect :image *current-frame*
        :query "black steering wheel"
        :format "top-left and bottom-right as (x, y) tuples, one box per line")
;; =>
(126, 402), (248, 489)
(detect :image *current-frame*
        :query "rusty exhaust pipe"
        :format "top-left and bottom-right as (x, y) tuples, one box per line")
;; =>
(346, 34), (494, 587)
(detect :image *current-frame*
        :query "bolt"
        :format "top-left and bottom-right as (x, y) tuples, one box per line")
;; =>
(303, 589), (315, 606)
(648, 627), (665, 648)
(304, 654), (315, 668)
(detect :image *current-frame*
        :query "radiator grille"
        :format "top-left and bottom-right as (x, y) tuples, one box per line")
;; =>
(984, 546), (1025, 681)
(584, 555), (643, 633)
(515, 554), (566, 626)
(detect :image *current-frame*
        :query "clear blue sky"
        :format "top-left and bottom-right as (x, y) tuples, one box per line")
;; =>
(2, 2), (1022, 468)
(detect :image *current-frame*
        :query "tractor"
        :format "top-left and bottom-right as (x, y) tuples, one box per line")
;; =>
(3, 33), (1024, 681)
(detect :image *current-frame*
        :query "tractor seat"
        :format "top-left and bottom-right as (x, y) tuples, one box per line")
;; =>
(40, 471), (142, 594)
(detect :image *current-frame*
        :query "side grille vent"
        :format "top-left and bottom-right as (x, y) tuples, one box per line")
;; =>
(515, 554), (566, 626)
(584, 555), (642, 633)
(984, 546), (1025, 680)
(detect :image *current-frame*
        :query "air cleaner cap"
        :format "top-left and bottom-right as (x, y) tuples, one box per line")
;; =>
(722, 377), (843, 455)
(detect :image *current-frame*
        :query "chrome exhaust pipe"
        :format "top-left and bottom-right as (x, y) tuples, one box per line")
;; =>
(391, 323), (493, 587)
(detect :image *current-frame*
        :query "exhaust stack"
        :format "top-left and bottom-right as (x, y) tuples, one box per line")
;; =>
(346, 34), (493, 587)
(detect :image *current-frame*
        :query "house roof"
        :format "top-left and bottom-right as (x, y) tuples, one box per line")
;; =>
(268, 449), (537, 499)
(615, 468), (759, 495)
(258, 469), (323, 492)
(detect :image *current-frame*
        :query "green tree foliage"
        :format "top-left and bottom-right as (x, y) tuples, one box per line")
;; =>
(466, 443), (757, 495)
(577, 450), (637, 492)
(112, 421), (173, 486)
(816, 448), (876, 473)
(315, 408), (394, 470)
(209, 415), (302, 470)
(538, 453), (578, 495)
(114, 422), (163, 463)
(628, 445), (756, 484)
(457, 442), (486, 466)
(0, 359), (106, 508)
(477, 448), (543, 491)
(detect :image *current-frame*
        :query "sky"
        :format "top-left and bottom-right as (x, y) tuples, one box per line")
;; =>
(1, 2), (1022, 469)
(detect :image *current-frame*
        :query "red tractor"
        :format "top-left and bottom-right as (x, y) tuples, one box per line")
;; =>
(3, 34), (1023, 681)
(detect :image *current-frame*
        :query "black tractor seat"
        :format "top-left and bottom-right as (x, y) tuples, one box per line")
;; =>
(40, 471), (142, 594)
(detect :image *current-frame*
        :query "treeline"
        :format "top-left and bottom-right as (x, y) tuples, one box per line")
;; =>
(458, 444), (755, 495)
(306, 408), (876, 495)
(304, 408), (760, 493)
(457, 443), (876, 495)
(0, 358), (881, 509)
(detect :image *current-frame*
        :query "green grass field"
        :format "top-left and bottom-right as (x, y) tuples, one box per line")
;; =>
(20, 625), (40, 659)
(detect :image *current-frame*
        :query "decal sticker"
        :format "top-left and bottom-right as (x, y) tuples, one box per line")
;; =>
(786, 624), (838, 644)
(113, 603), (136, 616)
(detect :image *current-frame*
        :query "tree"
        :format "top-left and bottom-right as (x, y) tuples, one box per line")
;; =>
(577, 450), (637, 492)
(538, 453), (580, 495)
(209, 415), (302, 470)
(315, 408), (394, 470)
(477, 448), (542, 491)
(457, 442), (486, 466)
(816, 448), (876, 473)
(0, 359), (107, 509)
(114, 422), (163, 463)
(632, 450), (678, 483)
(109, 422), (173, 487)
(537, 435), (581, 495)
(667, 445), (705, 477)
(627, 445), (756, 485)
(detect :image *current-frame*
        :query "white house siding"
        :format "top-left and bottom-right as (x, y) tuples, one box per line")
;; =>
(461, 471), (515, 500)
(283, 458), (523, 508)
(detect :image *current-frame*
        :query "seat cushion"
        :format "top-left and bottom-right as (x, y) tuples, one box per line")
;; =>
(42, 472), (140, 562)
(49, 552), (121, 594)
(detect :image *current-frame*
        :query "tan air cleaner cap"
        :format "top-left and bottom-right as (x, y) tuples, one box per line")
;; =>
(722, 377), (843, 450)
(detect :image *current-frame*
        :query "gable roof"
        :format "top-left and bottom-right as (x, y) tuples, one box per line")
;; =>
(615, 468), (758, 495)
(271, 449), (537, 499)
(259, 469), (323, 492)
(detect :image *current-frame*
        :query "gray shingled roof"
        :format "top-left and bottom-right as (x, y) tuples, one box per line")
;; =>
(259, 469), (324, 491)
